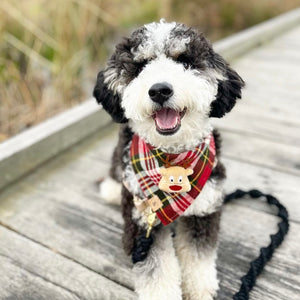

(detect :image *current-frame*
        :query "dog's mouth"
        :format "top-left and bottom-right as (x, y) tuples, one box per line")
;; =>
(169, 185), (183, 191)
(153, 107), (187, 135)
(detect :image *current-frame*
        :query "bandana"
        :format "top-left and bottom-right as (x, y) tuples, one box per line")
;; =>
(130, 134), (216, 225)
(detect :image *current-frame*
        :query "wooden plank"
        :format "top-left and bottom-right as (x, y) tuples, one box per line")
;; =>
(0, 186), (133, 288)
(0, 123), (298, 298)
(213, 25), (300, 147)
(0, 100), (112, 191)
(213, 113), (300, 147)
(0, 257), (78, 300)
(219, 130), (300, 176)
(0, 225), (136, 300)
(222, 157), (300, 222)
(218, 205), (300, 300)
(0, 188), (299, 299)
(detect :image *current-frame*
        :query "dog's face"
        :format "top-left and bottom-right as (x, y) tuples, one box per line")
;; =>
(94, 21), (244, 150)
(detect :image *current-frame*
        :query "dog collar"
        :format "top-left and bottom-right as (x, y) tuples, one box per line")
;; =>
(129, 133), (216, 225)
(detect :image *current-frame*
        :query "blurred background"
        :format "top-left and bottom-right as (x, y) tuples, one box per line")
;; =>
(0, 0), (299, 142)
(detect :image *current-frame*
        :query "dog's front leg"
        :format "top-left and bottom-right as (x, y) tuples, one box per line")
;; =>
(174, 212), (221, 300)
(133, 226), (182, 300)
(121, 186), (182, 300)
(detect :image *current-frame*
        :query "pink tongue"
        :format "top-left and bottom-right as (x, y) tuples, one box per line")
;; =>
(155, 108), (180, 129)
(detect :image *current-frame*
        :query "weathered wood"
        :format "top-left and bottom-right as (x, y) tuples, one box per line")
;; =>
(222, 157), (300, 222)
(218, 205), (300, 300)
(0, 123), (299, 300)
(219, 130), (300, 176)
(213, 24), (300, 147)
(0, 186), (299, 299)
(0, 226), (136, 300)
(0, 100), (112, 191)
(214, 113), (300, 147)
(0, 181), (133, 288)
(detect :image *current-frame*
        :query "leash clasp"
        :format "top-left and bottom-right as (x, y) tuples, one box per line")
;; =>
(146, 210), (156, 238)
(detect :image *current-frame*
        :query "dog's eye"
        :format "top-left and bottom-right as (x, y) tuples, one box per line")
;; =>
(169, 176), (174, 183)
(178, 176), (183, 183)
(135, 60), (147, 76)
(176, 54), (192, 69)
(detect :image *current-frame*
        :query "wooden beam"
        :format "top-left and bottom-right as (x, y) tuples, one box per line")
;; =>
(0, 100), (111, 190)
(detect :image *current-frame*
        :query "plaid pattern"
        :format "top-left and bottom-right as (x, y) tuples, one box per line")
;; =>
(130, 134), (215, 225)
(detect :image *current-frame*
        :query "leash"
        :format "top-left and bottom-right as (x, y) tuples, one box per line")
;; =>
(132, 189), (289, 299)
(224, 189), (289, 300)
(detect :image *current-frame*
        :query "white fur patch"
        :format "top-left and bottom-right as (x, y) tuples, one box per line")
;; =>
(122, 56), (217, 151)
(98, 177), (122, 205)
(182, 178), (224, 217)
(133, 20), (177, 61)
(133, 227), (182, 300)
(175, 237), (219, 300)
(104, 68), (125, 94)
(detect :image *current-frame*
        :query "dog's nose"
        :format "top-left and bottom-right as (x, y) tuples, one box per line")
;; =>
(148, 82), (174, 105)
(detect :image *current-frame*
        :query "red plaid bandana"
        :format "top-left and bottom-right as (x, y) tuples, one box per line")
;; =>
(130, 134), (216, 225)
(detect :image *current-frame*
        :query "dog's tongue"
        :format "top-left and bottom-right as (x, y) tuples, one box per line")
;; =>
(155, 108), (180, 129)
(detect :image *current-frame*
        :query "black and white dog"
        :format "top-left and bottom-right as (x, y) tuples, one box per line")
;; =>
(94, 20), (244, 300)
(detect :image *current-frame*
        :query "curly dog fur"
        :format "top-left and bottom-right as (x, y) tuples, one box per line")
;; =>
(94, 20), (244, 300)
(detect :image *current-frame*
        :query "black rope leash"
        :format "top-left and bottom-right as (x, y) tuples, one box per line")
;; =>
(132, 189), (289, 300)
(132, 231), (154, 264)
(224, 189), (289, 300)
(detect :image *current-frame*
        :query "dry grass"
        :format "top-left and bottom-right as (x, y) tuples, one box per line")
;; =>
(0, 0), (299, 141)
(170, 0), (300, 40)
(0, 0), (117, 140)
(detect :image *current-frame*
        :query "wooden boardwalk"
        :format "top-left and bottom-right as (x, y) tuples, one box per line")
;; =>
(0, 23), (300, 300)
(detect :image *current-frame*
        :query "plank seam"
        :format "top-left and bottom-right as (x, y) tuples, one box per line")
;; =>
(0, 252), (84, 300)
(0, 220), (134, 291)
(215, 126), (300, 148)
(223, 155), (300, 177)
(57, 202), (123, 234)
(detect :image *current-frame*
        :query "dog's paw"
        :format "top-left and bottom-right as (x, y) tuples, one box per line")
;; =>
(98, 177), (122, 205)
(181, 262), (219, 300)
(183, 289), (217, 300)
(201, 291), (217, 300)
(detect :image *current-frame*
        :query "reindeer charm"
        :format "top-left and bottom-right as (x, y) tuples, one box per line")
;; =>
(158, 166), (194, 193)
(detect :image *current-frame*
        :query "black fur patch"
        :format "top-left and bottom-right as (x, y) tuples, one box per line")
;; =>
(209, 53), (245, 118)
(93, 29), (149, 123)
(93, 71), (128, 123)
(110, 36), (147, 83)
(109, 125), (134, 182)
(211, 129), (226, 181)
(169, 25), (244, 118)
(169, 25), (212, 70)
(177, 211), (221, 250)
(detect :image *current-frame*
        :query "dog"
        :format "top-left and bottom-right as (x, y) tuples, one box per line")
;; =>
(93, 20), (244, 300)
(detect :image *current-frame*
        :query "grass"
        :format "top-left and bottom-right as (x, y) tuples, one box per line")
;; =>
(0, 0), (299, 142)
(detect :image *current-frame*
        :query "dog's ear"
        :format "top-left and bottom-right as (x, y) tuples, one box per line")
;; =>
(209, 53), (245, 118)
(93, 70), (128, 123)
